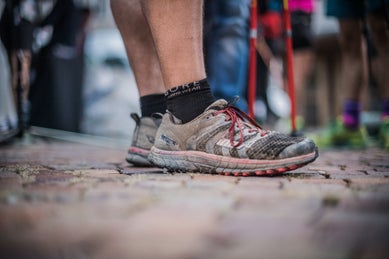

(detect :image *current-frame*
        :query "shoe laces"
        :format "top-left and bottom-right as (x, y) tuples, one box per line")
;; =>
(213, 104), (268, 147)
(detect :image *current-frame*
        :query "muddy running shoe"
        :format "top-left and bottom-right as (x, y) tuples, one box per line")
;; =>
(311, 118), (368, 149)
(126, 113), (161, 166)
(149, 99), (318, 176)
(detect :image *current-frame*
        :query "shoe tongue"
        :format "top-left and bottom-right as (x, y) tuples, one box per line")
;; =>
(169, 99), (228, 124)
(205, 99), (228, 111)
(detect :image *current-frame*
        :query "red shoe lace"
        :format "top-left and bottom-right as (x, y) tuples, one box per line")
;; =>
(214, 106), (268, 147)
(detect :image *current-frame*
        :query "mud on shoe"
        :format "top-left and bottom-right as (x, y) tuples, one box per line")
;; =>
(149, 99), (318, 176)
(126, 113), (161, 166)
(310, 117), (368, 149)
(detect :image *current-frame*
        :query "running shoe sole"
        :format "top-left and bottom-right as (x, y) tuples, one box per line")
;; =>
(149, 146), (319, 176)
(126, 146), (152, 166)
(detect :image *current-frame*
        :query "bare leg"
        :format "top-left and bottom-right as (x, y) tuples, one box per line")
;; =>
(140, 0), (206, 89)
(111, 0), (166, 166)
(110, 0), (164, 96)
(338, 19), (367, 101)
(293, 49), (314, 117)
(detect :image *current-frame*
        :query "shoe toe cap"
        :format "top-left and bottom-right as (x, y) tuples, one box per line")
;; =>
(278, 138), (317, 159)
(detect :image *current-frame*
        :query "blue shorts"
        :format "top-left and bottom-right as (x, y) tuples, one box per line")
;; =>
(327, 0), (389, 19)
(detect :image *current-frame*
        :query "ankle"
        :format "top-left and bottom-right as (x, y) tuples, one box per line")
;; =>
(165, 79), (215, 123)
(140, 93), (167, 117)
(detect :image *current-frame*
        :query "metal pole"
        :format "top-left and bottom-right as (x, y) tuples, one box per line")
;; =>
(283, 0), (297, 134)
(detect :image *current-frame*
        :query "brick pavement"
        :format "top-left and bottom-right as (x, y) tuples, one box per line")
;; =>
(0, 136), (388, 259)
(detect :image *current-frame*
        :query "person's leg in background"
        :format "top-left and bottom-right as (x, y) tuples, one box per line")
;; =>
(203, 0), (250, 111)
(338, 18), (367, 129)
(140, 0), (318, 175)
(255, 1), (284, 124)
(367, 0), (389, 148)
(3, 1), (35, 134)
(290, 3), (315, 130)
(313, 0), (369, 148)
(111, 0), (166, 165)
(331, 2), (367, 130)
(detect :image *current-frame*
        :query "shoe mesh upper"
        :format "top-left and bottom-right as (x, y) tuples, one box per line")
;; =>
(246, 133), (305, 159)
(154, 100), (311, 160)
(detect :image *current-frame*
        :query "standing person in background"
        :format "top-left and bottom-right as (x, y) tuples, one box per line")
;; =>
(255, 0), (285, 124)
(111, 0), (318, 176)
(29, 0), (91, 132)
(0, 0), (38, 135)
(289, 0), (316, 131)
(203, 0), (251, 111)
(255, 0), (316, 130)
(314, 0), (389, 149)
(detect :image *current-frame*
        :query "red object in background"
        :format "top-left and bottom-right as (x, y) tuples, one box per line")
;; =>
(248, 0), (258, 119)
(258, 11), (283, 40)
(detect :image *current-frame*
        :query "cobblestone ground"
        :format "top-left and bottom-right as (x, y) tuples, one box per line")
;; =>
(0, 135), (388, 259)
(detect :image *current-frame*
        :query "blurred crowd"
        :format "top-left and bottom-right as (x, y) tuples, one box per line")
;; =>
(0, 0), (94, 137)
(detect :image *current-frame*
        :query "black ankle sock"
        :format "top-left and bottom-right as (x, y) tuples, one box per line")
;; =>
(165, 79), (215, 123)
(140, 93), (167, 117)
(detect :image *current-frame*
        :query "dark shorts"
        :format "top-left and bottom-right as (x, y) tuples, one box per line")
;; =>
(291, 11), (313, 50)
(327, 0), (389, 19)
